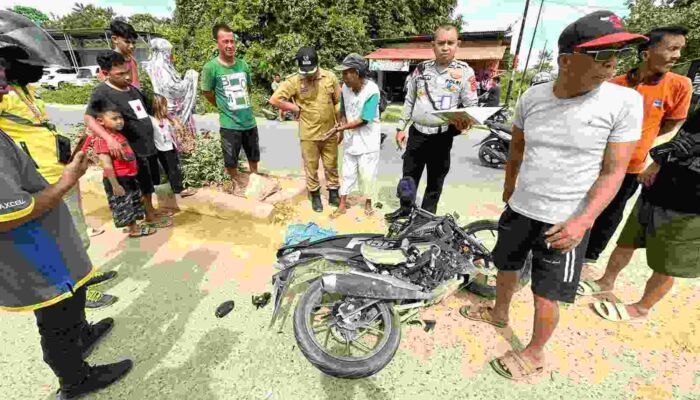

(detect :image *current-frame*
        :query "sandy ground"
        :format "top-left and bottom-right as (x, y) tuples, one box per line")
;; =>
(1, 110), (698, 399)
(1, 175), (697, 400)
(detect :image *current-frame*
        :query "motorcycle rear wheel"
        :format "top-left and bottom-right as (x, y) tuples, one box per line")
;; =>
(293, 280), (401, 379)
(478, 139), (507, 168)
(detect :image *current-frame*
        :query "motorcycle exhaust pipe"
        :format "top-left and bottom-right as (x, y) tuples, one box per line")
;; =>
(321, 271), (432, 300)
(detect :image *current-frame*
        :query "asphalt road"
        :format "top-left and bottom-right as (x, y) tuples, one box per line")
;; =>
(46, 104), (505, 213)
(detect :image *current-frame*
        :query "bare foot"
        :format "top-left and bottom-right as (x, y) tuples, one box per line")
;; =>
(625, 303), (649, 318)
(592, 278), (614, 292)
(515, 348), (545, 375)
(330, 208), (346, 219)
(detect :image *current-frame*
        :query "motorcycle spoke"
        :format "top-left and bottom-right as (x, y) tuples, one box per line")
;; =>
(350, 339), (373, 354)
(323, 328), (332, 348)
(344, 339), (351, 356)
(363, 323), (385, 337)
(313, 323), (331, 334)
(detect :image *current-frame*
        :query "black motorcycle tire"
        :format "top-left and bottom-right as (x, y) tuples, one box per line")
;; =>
(478, 139), (507, 168)
(293, 279), (402, 379)
(463, 219), (532, 291)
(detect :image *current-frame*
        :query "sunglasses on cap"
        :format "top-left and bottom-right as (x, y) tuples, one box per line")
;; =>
(577, 47), (634, 62)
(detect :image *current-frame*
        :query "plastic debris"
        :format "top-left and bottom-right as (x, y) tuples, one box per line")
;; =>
(215, 300), (235, 318)
(252, 292), (271, 309)
(283, 223), (336, 246)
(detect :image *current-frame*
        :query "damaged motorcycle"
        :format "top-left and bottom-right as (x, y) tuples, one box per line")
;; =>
(268, 178), (531, 378)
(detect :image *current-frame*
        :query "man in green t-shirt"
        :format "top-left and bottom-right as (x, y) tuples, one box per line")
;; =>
(201, 23), (259, 197)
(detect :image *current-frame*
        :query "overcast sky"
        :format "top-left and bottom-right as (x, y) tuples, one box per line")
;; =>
(11, 0), (631, 70)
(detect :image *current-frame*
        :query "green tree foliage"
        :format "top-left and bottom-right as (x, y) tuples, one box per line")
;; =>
(170, 0), (460, 86)
(127, 13), (172, 33)
(7, 5), (50, 26)
(621, 0), (700, 75)
(535, 49), (553, 72)
(46, 3), (116, 30)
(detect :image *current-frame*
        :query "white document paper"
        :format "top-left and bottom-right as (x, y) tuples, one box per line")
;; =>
(432, 107), (502, 125)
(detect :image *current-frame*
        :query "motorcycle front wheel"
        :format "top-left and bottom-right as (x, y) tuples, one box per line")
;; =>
(463, 220), (532, 297)
(293, 280), (401, 379)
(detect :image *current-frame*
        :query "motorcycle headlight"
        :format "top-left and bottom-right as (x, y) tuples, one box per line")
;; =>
(278, 250), (301, 268)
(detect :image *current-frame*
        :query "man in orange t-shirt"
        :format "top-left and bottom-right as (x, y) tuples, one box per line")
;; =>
(578, 26), (692, 296)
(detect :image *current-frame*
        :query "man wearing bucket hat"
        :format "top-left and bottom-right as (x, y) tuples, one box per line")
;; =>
(460, 10), (647, 380)
(270, 47), (342, 212)
(0, 10), (132, 398)
(324, 53), (382, 218)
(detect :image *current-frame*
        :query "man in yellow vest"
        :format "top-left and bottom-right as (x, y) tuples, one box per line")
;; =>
(0, 11), (133, 399)
(0, 10), (118, 309)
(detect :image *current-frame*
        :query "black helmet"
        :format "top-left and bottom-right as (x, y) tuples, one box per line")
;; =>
(0, 10), (70, 67)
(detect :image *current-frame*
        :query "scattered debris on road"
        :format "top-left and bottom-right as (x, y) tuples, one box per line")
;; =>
(216, 300), (235, 318)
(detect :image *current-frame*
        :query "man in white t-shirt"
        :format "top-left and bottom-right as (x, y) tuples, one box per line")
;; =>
(324, 54), (381, 217)
(460, 11), (647, 380)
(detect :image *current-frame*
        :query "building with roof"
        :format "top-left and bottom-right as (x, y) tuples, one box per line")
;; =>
(365, 29), (512, 101)
(45, 28), (160, 71)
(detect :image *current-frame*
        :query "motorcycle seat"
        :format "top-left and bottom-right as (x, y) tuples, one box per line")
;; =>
(493, 122), (512, 134)
(360, 244), (408, 265)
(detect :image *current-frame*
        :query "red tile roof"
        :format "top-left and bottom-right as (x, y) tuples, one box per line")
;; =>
(365, 46), (507, 61)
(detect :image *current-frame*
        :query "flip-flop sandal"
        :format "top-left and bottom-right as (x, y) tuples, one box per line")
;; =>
(577, 280), (610, 296)
(179, 188), (197, 198)
(145, 216), (174, 229)
(129, 225), (157, 238)
(154, 209), (176, 217)
(364, 208), (376, 216)
(88, 226), (105, 237)
(459, 305), (507, 328)
(490, 350), (544, 381)
(592, 301), (648, 323)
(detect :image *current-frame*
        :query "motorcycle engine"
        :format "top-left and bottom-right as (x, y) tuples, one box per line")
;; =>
(384, 209), (478, 290)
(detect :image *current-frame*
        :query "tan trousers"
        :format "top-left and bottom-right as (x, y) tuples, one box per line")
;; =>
(300, 138), (339, 192)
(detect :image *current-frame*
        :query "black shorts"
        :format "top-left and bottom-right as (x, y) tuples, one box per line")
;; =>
(492, 205), (591, 303)
(135, 155), (160, 195)
(220, 127), (260, 168)
(103, 175), (145, 228)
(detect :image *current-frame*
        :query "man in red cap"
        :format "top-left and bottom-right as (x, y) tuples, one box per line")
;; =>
(460, 10), (647, 380)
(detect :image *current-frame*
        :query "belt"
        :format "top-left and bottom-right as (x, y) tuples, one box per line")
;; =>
(413, 123), (450, 135)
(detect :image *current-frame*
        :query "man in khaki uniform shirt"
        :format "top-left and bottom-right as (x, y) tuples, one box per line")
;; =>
(270, 47), (341, 212)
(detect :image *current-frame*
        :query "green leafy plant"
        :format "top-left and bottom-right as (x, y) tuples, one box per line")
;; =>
(39, 83), (97, 105)
(179, 130), (246, 188)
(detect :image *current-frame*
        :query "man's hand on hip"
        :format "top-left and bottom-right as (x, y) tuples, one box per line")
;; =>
(544, 216), (591, 253)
